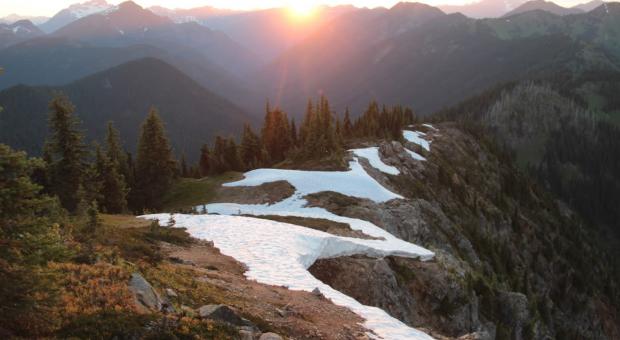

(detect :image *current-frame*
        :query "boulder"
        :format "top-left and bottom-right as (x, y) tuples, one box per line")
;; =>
(198, 304), (254, 328)
(129, 273), (163, 312)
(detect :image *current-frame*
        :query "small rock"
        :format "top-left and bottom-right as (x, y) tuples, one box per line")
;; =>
(311, 287), (324, 298)
(198, 304), (254, 328)
(275, 308), (286, 317)
(259, 332), (283, 340)
(165, 288), (178, 298)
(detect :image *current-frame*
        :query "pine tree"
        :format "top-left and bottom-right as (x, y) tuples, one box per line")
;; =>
(0, 144), (68, 333)
(105, 122), (131, 185)
(45, 94), (88, 212)
(212, 135), (229, 174)
(343, 107), (353, 138)
(261, 105), (291, 163)
(93, 144), (128, 213)
(240, 123), (262, 169)
(199, 144), (211, 177)
(225, 137), (244, 172)
(133, 108), (177, 211)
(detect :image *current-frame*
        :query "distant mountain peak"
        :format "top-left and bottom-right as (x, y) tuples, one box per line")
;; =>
(503, 0), (584, 17)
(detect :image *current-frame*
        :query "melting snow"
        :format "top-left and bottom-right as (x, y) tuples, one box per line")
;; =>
(143, 214), (434, 340)
(406, 149), (427, 161)
(403, 130), (431, 152)
(222, 156), (403, 202)
(142, 147), (436, 339)
(351, 147), (400, 175)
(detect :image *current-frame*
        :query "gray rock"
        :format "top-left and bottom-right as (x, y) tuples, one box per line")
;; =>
(166, 288), (178, 298)
(128, 273), (163, 312)
(259, 332), (283, 340)
(198, 304), (254, 328)
(311, 287), (323, 297)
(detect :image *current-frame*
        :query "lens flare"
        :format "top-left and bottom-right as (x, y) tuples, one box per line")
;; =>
(288, 1), (317, 19)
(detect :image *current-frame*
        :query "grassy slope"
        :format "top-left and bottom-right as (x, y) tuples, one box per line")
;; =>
(160, 172), (243, 211)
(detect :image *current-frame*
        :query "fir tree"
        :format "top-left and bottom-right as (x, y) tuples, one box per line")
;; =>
(225, 137), (244, 172)
(261, 106), (291, 163)
(45, 94), (88, 212)
(133, 108), (177, 211)
(0, 144), (68, 333)
(105, 121), (131, 185)
(93, 144), (128, 213)
(343, 107), (353, 138)
(212, 135), (229, 174)
(240, 123), (262, 169)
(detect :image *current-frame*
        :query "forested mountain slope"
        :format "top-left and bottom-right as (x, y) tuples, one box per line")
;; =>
(0, 58), (252, 159)
(435, 81), (620, 261)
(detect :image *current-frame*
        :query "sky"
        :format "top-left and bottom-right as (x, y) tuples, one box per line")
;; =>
(0, 0), (587, 17)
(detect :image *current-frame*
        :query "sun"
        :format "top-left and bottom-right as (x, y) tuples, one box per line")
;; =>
(288, 1), (317, 19)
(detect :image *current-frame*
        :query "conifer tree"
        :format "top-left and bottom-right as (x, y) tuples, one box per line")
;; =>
(261, 105), (291, 163)
(133, 108), (176, 211)
(105, 122), (131, 185)
(240, 123), (262, 169)
(199, 144), (211, 177)
(0, 144), (68, 332)
(225, 137), (244, 172)
(93, 144), (128, 213)
(212, 135), (229, 174)
(343, 107), (353, 138)
(45, 95), (88, 212)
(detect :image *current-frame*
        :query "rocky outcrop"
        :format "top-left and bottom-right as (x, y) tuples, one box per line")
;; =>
(304, 123), (618, 339)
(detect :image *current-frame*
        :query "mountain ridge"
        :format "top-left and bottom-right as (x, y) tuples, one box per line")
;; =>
(0, 57), (254, 160)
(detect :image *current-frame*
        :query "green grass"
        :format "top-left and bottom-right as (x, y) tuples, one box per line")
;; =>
(161, 172), (243, 211)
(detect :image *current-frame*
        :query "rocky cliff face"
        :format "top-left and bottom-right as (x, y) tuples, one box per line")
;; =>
(301, 123), (619, 339)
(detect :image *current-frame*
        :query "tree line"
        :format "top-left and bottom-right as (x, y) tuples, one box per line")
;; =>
(29, 94), (417, 215)
(194, 97), (417, 176)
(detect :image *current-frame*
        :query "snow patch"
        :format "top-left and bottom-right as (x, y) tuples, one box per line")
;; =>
(68, 0), (113, 18)
(142, 145), (436, 339)
(350, 147), (400, 175)
(405, 149), (427, 161)
(140, 213), (433, 340)
(403, 130), (431, 152)
(224, 157), (402, 203)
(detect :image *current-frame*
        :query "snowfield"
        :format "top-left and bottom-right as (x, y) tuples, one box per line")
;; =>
(142, 145), (436, 339)
(403, 130), (431, 151)
(351, 147), (400, 175)
(222, 156), (403, 203)
(144, 214), (434, 340)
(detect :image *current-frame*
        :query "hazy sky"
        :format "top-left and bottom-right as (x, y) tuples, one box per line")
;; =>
(0, 0), (586, 17)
